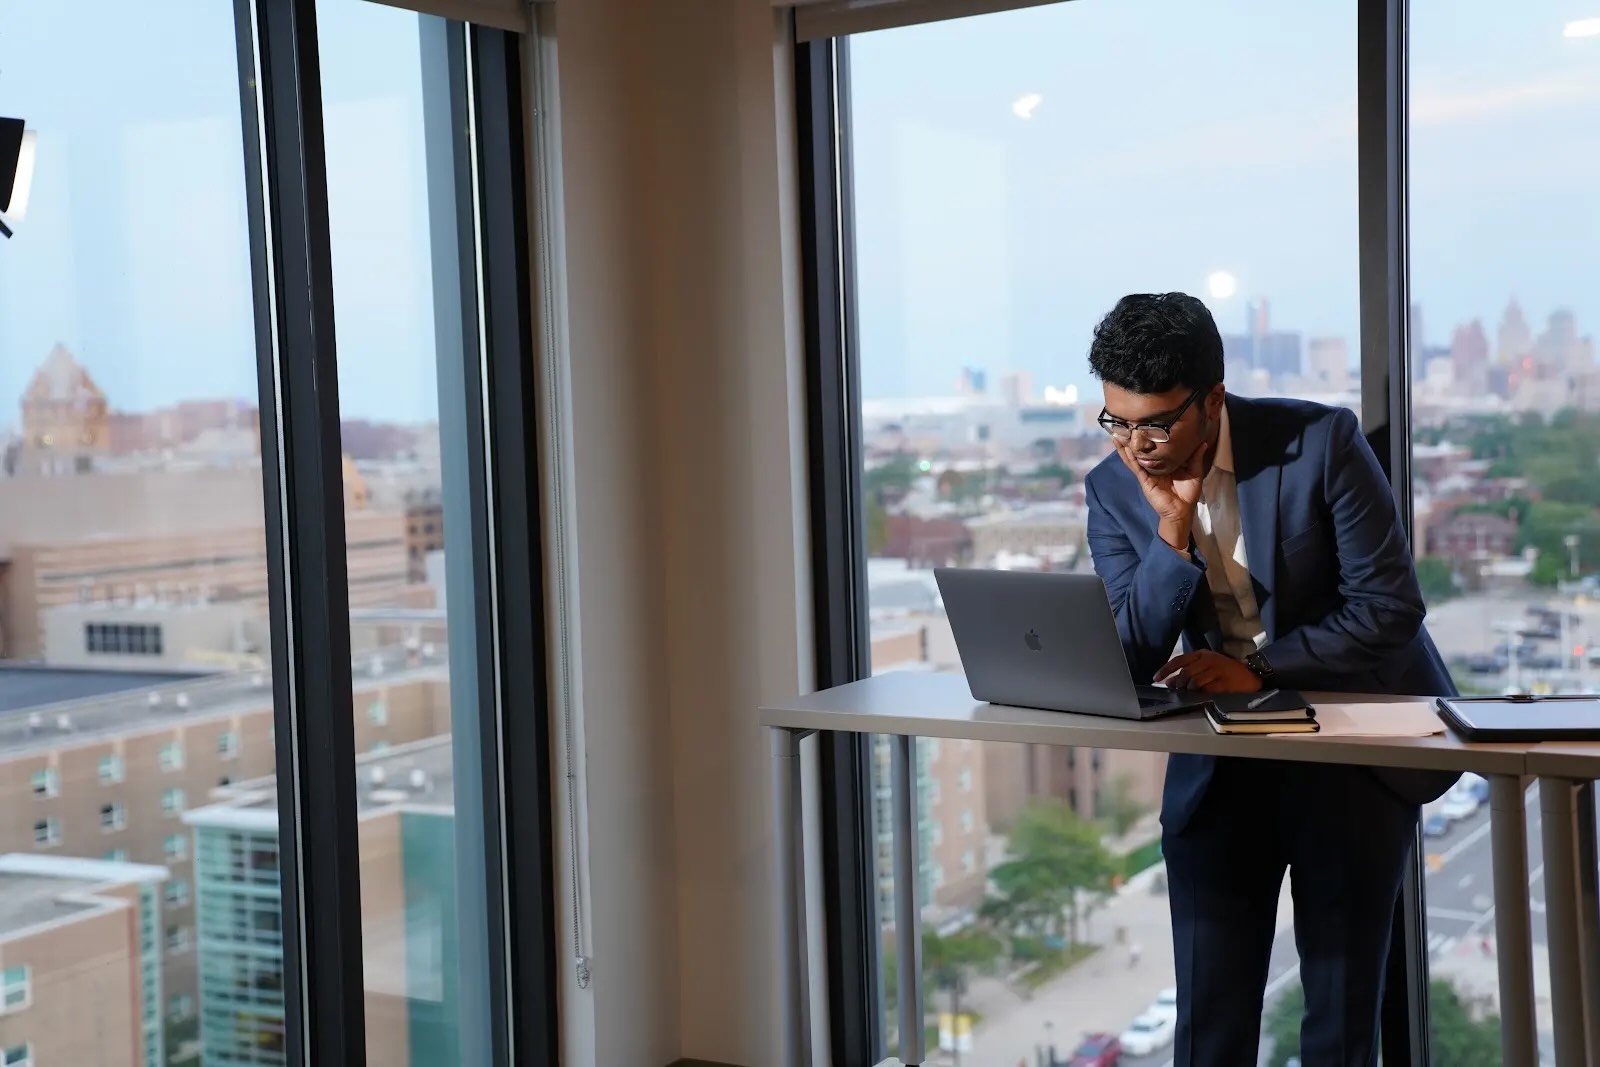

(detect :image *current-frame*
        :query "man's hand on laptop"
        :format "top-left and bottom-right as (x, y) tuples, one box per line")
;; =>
(1113, 439), (1208, 554)
(1154, 650), (1261, 694)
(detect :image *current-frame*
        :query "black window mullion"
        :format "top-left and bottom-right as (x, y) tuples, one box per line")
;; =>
(1358, 0), (1428, 1063)
(797, 33), (882, 1067)
(235, 1), (365, 1065)
(468, 25), (560, 1067)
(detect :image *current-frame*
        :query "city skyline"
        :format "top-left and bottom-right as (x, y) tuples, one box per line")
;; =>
(0, 1), (1595, 412)
(848, 0), (1600, 399)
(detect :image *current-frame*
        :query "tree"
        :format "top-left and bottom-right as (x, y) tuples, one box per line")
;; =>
(1095, 773), (1148, 838)
(881, 927), (1002, 1060)
(866, 497), (890, 557)
(924, 927), (1003, 1063)
(864, 453), (919, 499)
(1033, 462), (1076, 485)
(1415, 556), (1459, 603)
(983, 801), (1116, 951)
(1263, 979), (1500, 1067)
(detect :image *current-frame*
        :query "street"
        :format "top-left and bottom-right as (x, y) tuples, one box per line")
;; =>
(946, 782), (1574, 1067)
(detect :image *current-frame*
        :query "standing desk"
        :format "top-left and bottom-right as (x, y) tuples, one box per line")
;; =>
(764, 672), (1549, 1067)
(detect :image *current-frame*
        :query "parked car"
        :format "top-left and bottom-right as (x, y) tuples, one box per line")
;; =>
(1069, 1032), (1122, 1066)
(1118, 1012), (1176, 1056)
(1147, 986), (1178, 1025)
(1461, 772), (1490, 803)
(1440, 786), (1480, 821)
(1423, 812), (1449, 837)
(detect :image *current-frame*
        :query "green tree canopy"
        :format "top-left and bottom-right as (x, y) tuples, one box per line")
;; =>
(983, 801), (1116, 950)
(1263, 979), (1500, 1067)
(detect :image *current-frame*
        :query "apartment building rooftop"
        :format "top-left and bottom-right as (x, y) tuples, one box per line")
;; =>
(0, 854), (168, 938)
(0, 643), (448, 758)
(186, 735), (457, 832)
(0, 663), (199, 713)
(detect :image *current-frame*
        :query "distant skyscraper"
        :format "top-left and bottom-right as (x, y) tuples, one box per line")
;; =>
(1449, 320), (1490, 391)
(1306, 338), (1351, 392)
(1000, 371), (1033, 407)
(1535, 308), (1593, 373)
(1222, 300), (1302, 384)
(957, 366), (988, 395)
(1410, 303), (1425, 361)
(1497, 299), (1533, 365)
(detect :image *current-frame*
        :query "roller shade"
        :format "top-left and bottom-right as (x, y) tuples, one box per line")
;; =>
(367, 0), (532, 34)
(781, 0), (1068, 42)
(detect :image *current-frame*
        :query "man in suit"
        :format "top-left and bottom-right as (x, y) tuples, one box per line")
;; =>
(1081, 293), (1457, 1067)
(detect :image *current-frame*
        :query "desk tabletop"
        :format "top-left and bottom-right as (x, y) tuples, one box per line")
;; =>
(760, 671), (1529, 775)
(1525, 742), (1600, 779)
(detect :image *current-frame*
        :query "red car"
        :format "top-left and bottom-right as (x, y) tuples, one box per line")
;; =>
(1068, 1032), (1122, 1067)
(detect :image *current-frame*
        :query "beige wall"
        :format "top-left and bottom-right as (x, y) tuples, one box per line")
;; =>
(0, 901), (143, 1067)
(539, 2), (811, 1064)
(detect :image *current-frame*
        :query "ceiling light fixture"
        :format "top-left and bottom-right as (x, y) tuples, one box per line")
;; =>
(1011, 93), (1043, 120)
(1564, 17), (1600, 38)
(1206, 270), (1239, 300)
(1, 117), (37, 239)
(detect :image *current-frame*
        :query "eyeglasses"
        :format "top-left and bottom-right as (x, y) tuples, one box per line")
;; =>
(1097, 386), (1205, 444)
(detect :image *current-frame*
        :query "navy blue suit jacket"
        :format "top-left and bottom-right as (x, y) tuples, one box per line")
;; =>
(1084, 394), (1458, 832)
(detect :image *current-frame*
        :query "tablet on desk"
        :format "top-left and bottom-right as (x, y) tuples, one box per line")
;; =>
(1437, 695), (1600, 742)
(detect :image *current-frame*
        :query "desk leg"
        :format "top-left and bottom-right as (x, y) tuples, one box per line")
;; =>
(892, 735), (925, 1066)
(1491, 774), (1539, 1067)
(1543, 777), (1588, 1066)
(773, 727), (812, 1067)
(1575, 782), (1600, 1062)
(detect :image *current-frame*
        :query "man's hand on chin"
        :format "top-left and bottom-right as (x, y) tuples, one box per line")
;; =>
(1154, 650), (1262, 694)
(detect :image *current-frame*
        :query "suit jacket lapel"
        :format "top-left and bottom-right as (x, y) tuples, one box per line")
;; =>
(1227, 394), (1281, 639)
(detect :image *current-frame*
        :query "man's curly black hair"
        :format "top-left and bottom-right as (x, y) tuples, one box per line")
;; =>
(1087, 292), (1225, 396)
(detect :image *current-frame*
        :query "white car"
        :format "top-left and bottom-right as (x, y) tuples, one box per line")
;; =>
(1439, 785), (1480, 821)
(1119, 1011), (1176, 1056)
(1148, 986), (1178, 1025)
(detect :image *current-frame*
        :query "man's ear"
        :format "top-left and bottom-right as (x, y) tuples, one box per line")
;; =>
(1206, 382), (1226, 417)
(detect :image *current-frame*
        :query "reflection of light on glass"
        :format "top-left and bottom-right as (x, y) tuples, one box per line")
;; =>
(1042, 385), (1078, 405)
(1011, 93), (1043, 119)
(1206, 270), (1238, 299)
(917, 459), (932, 472)
(1563, 17), (1600, 38)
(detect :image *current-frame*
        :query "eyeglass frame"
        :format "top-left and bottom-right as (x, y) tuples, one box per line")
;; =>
(1097, 385), (1208, 444)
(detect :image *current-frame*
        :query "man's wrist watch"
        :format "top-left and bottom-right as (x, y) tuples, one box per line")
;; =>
(1245, 650), (1276, 685)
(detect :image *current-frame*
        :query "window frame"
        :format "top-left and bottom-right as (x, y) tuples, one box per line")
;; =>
(794, 0), (1432, 1061)
(231, 4), (556, 1066)
(30, 767), (57, 798)
(0, 967), (29, 1013)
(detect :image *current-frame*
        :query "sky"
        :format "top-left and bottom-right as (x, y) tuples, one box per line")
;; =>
(1, 1), (1597, 416)
(0, 0), (442, 424)
(849, 0), (1600, 399)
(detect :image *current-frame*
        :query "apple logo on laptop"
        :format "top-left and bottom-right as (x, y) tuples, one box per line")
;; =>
(1024, 629), (1042, 652)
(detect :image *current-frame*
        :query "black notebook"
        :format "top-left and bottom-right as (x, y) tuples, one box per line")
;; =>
(1206, 690), (1317, 734)
(1437, 696), (1600, 742)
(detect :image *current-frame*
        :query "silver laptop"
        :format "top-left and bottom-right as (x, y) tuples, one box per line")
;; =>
(934, 567), (1212, 719)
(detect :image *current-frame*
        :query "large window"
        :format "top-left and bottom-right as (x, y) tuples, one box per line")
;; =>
(845, 3), (1366, 1059)
(1, 4), (546, 1066)
(814, 2), (1600, 1064)
(1410, 2), (1600, 1055)
(1, 5), (267, 1064)
(317, 3), (478, 1062)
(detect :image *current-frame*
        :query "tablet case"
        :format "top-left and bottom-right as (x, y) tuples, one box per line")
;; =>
(1437, 695), (1600, 742)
